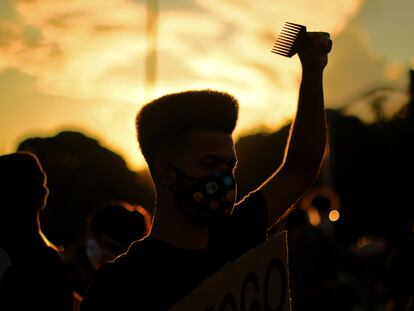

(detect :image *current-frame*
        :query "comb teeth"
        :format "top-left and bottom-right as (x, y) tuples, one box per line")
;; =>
(271, 22), (307, 57)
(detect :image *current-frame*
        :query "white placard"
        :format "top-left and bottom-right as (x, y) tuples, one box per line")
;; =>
(170, 231), (291, 311)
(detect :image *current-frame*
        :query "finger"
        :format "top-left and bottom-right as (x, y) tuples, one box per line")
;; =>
(309, 32), (332, 54)
(325, 39), (333, 53)
(320, 32), (332, 53)
(306, 31), (330, 41)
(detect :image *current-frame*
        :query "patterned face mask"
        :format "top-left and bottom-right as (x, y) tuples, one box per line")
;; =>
(169, 164), (236, 226)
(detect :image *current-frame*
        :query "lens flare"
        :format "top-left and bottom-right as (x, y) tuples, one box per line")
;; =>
(328, 210), (340, 222)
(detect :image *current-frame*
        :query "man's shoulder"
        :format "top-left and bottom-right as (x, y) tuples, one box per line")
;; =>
(102, 237), (163, 274)
(119, 236), (163, 258)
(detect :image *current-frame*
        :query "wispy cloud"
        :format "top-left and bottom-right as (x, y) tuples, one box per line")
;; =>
(1, 0), (147, 102)
(1, 0), (364, 107)
(324, 0), (413, 109)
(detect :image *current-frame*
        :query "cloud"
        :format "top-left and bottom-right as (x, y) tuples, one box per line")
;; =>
(196, 0), (364, 35)
(0, 0), (364, 107)
(323, 21), (410, 124)
(324, 25), (388, 107)
(353, 0), (414, 62)
(1, 0), (147, 102)
(323, 0), (412, 110)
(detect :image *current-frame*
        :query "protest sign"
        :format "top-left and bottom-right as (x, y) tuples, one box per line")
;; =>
(170, 231), (291, 311)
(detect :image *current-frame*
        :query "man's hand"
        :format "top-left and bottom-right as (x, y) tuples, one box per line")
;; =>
(298, 32), (332, 70)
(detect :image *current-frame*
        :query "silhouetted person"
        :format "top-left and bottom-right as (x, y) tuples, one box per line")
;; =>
(0, 152), (73, 311)
(81, 31), (332, 310)
(67, 201), (151, 298)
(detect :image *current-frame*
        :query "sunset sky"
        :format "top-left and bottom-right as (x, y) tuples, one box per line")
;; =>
(0, 0), (412, 170)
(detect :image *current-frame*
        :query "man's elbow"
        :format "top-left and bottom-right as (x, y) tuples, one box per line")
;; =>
(285, 150), (326, 180)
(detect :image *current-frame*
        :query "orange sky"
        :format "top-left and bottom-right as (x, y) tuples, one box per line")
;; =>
(0, 0), (412, 170)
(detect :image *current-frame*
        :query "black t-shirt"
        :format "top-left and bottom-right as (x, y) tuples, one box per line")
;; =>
(81, 190), (268, 311)
(0, 245), (74, 311)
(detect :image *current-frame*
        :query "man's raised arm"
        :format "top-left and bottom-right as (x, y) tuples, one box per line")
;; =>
(257, 32), (332, 229)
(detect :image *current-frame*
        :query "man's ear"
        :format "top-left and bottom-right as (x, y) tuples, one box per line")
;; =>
(153, 160), (174, 186)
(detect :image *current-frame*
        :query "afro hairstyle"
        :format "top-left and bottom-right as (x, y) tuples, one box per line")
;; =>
(136, 89), (239, 166)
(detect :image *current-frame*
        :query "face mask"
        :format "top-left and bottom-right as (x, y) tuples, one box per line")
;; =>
(85, 238), (104, 270)
(169, 164), (236, 225)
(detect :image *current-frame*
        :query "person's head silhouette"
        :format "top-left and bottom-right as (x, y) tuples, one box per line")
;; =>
(136, 90), (239, 238)
(0, 152), (50, 247)
(85, 201), (151, 269)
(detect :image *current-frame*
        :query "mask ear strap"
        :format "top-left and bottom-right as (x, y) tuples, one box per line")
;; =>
(168, 164), (193, 181)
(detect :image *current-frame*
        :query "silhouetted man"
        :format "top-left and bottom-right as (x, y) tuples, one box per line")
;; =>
(0, 152), (73, 311)
(82, 31), (332, 310)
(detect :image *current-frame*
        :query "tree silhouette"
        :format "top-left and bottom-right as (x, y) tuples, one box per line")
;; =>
(17, 131), (155, 256)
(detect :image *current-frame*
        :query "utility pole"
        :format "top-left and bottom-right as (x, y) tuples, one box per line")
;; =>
(145, 0), (159, 102)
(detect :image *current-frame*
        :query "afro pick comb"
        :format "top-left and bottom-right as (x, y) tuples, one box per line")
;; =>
(271, 22), (308, 57)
